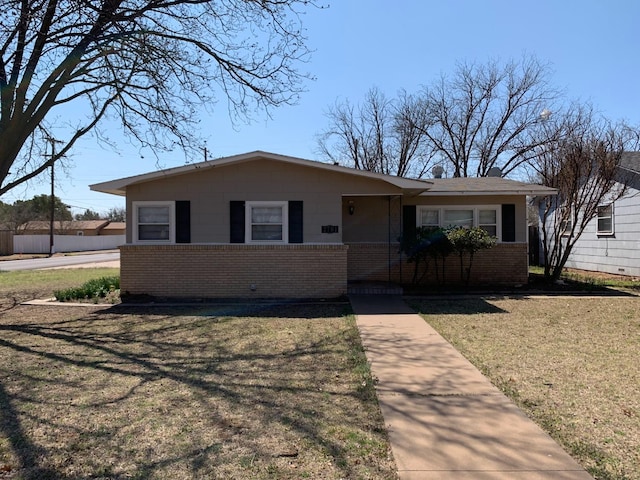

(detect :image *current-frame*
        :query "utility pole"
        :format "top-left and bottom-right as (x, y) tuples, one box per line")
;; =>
(49, 140), (55, 256)
(46, 136), (63, 257)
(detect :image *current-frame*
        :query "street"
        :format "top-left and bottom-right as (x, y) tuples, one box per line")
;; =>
(0, 251), (120, 271)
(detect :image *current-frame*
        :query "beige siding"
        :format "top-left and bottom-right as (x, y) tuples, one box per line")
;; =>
(126, 158), (404, 244)
(407, 194), (528, 242)
(342, 194), (528, 244)
(342, 196), (399, 243)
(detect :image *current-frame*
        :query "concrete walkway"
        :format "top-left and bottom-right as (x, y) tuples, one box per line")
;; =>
(350, 295), (593, 480)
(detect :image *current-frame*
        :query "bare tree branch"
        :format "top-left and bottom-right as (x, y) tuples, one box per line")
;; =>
(416, 55), (561, 177)
(0, 0), (318, 195)
(532, 105), (639, 281)
(317, 87), (435, 178)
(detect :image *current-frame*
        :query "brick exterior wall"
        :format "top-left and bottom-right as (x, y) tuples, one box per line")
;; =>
(347, 242), (529, 286)
(120, 244), (348, 299)
(347, 243), (403, 283)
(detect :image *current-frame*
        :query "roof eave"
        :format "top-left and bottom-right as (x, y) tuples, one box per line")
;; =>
(89, 150), (432, 195)
(422, 189), (558, 196)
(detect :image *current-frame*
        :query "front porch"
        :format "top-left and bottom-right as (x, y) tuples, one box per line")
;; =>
(346, 242), (529, 286)
(347, 281), (404, 295)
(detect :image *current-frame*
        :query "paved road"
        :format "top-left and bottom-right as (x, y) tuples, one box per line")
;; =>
(0, 252), (120, 271)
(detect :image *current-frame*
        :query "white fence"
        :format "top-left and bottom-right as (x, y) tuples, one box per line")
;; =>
(14, 235), (126, 254)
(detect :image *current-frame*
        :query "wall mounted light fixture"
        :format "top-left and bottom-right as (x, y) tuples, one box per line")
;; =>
(348, 201), (355, 215)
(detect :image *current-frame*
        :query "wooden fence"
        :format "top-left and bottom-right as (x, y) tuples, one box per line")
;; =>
(0, 231), (13, 256)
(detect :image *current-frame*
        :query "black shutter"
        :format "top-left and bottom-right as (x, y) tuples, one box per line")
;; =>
(288, 201), (303, 243)
(402, 205), (417, 241)
(502, 204), (516, 242)
(175, 200), (191, 243)
(230, 201), (245, 243)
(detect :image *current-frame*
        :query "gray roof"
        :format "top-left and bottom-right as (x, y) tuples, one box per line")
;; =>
(90, 150), (557, 198)
(422, 177), (557, 196)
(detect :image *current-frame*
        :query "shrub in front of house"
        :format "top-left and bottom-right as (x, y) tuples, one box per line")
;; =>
(54, 276), (120, 302)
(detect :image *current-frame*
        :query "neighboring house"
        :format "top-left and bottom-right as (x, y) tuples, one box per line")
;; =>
(90, 151), (556, 299)
(99, 222), (127, 236)
(553, 152), (640, 277)
(18, 220), (110, 236)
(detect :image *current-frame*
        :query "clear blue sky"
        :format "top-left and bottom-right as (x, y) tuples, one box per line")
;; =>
(3, 0), (639, 215)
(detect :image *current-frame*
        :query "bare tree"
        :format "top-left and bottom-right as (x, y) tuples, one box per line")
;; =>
(0, 0), (317, 195)
(415, 55), (561, 177)
(317, 87), (434, 178)
(104, 206), (126, 222)
(531, 105), (638, 281)
(75, 209), (101, 221)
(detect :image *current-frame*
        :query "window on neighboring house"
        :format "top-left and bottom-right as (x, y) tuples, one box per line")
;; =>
(246, 201), (288, 243)
(417, 205), (501, 240)
(560, 207), (573, 236)
(133, 201), (174, 242)
(597, 204), (614, 235)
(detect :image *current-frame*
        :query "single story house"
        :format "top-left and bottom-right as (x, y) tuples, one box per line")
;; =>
(549, 152), (640, 277)
(90, 151), (556, 299)
(99, 221), (127, 236)
(18, 220), (111, 236)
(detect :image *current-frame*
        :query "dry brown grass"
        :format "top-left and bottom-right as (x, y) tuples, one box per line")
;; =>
(0, 271), (397, 480)
(411, 295), (640, 480)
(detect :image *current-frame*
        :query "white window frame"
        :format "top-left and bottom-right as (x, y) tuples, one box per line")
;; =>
(478, 208), (499, 238)
(419, 208), (440, 229)
(597, 203), (614, 236)
(133, 201), (175, 243)
(560, 206), (573, 237)
(417, 205), (502, 241)
(245, 201), (288, 244)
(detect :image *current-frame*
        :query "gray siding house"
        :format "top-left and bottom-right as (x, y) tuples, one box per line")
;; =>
(559, 152), (640, 277)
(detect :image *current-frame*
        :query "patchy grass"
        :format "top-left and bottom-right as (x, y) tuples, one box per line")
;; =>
(529, 266), (640, 291)
(411, 295), (640, 480)
(0, 271), (396, 479)
(0, 268), (120, 307)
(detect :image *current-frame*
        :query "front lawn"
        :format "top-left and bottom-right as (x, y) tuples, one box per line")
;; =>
(412, 295), (640, 480)
(0, 270), (396, 479)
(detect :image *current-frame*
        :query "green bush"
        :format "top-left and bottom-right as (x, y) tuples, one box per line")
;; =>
(446, 226), (497, 285)
(54, 276), (120, 302)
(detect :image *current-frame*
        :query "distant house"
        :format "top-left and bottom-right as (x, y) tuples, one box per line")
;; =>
(99, 222), (126, 236)
(90, 151), (556, 299)
(18, 220), (111, 236)
(17, 220), (126, 236)
(552, 152), (640, 277)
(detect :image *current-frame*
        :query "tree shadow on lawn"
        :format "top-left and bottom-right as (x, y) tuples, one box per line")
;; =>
(106, 299), (353, 319)
(405, 271), (639, 299)
(0, 304), (390, 479)
(409, 296), (508, 315)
